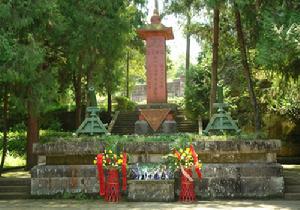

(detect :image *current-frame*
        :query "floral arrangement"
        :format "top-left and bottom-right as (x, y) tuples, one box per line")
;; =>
(94, 149), (126, 168)
(164, 144), (203, 180)
(95, 145), (128, 197)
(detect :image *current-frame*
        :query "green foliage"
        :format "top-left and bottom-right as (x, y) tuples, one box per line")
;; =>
(184, 64), (210, 120)
(255, 1), (300, 78)
(114, 96), (137, 111)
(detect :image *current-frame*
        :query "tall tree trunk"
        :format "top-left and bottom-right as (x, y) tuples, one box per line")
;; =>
(107, 89), (112, 117)
(126, 51), (130, 98)
(73, 72), (82, 128)
(26, 88), (39, 170)
(234, 6), (261, 132)
(185, 13), (191, 74)
(0, 84), (9, 176)
(210, 8), (220, 118)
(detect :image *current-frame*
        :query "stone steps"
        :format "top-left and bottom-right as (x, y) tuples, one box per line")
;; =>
(0, 186), (30, 193)
(284, 167), (300, 200)
(0, 178), (31, 200)
(285, 193), (300, 200)
(0, 192), (31, 199)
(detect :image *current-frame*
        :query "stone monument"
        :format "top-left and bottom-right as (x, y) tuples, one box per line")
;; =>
(135, 0), (177, 134)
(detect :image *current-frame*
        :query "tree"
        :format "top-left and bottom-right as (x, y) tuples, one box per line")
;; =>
(0, 84), (8, 176)
(234, 3), (261, 133)
(210, 6), (220, 117)
(164, 0), (200, 74)
(0, 0), (60, 169)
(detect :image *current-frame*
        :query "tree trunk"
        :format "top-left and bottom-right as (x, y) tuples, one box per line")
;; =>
(107, 89), (112, 117)
(73, 72), (82, 128)
(126, 51), (130, 98)
(185, 13), (191, 74)
(234, 7), (261, 132)
(210, 8), (220, 118)
(0, 84), (9, 176)
(26, 88), (39, 170)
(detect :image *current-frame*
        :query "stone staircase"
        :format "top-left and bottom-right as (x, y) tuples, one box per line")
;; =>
(110, 110), (198, 135)
(111, 111), (139, 135)
(176, 110), (198, 133)
(284, 167), (300, 200)
(0, 178), (31, 199)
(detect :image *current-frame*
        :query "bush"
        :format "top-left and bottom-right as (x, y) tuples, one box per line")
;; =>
(114, 96), (137, 111)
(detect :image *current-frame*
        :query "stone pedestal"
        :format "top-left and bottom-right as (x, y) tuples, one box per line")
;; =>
(32, 139), (284, 199)
(127, 180), (175, 202)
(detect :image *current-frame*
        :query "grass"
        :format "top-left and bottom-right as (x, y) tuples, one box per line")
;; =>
(0, 151), (26, 168)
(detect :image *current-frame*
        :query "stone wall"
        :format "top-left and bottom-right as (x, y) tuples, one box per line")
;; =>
(31, 139), (284, 199)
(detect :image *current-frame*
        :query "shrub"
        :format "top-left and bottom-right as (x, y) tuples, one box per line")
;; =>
(114, 96), (137, 111)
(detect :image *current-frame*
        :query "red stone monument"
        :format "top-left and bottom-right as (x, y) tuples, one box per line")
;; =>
(135, 1), (177, 134)
(137, 4), (173, 104)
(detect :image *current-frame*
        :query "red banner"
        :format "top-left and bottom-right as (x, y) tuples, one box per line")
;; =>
(174, 150), (181, 160)
(122, 152), (127, 191)
(190, 144), (202, 179)
(96, 154), (105, 196)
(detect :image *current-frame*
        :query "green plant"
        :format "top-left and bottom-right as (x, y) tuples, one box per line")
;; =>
(114, 96), (137, 111)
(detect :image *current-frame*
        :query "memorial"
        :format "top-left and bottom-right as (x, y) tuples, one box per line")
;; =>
(135, 1), (177, 134)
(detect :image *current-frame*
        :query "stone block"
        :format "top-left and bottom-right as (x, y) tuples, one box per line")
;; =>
(269, 177), (284, 197)
(241, 177), (270, 197)
(135, 120), (151, 135)
(129, 154), (164, 163)
(31, 177), (99, 195)
(162, 120), (177, 133)
(127, 180), (175, 202)
(31, 165), (97, 178)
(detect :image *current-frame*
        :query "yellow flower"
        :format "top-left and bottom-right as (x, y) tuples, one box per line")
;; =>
(120, 154), (123, 158)
(114, 154), (117, 159)
(93, 160), (97, 165)
(185, 148), (190, 153)
(182, 152), (186, 157)
(117, 159), (123, 164)
(109, 150), (112, 154)
(179, 149), (183, 153)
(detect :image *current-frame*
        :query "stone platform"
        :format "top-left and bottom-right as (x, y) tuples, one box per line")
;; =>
(31, 139), (284, 199)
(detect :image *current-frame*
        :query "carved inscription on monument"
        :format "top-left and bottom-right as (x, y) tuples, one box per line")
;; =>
(146, 36), (167, 103)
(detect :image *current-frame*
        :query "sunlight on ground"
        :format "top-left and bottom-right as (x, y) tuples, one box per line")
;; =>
(283, 164), (300, 170)
(1, 169), (30, 178)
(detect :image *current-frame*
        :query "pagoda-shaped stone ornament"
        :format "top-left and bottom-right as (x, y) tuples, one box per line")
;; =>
(76, 87), (108, 136)
(203, 85), (240, 135)
(135, 1), (177, 134)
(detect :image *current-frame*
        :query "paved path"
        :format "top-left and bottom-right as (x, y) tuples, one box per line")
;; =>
(0, 199), (299, 210)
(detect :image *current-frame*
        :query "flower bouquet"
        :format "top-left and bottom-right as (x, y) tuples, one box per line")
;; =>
(95, 147), (127, 202)
(164, 144), (202, 202)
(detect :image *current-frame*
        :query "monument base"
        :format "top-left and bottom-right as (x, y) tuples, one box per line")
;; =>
(135, 103), (177, 135)
(135, 120), (177, 135)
